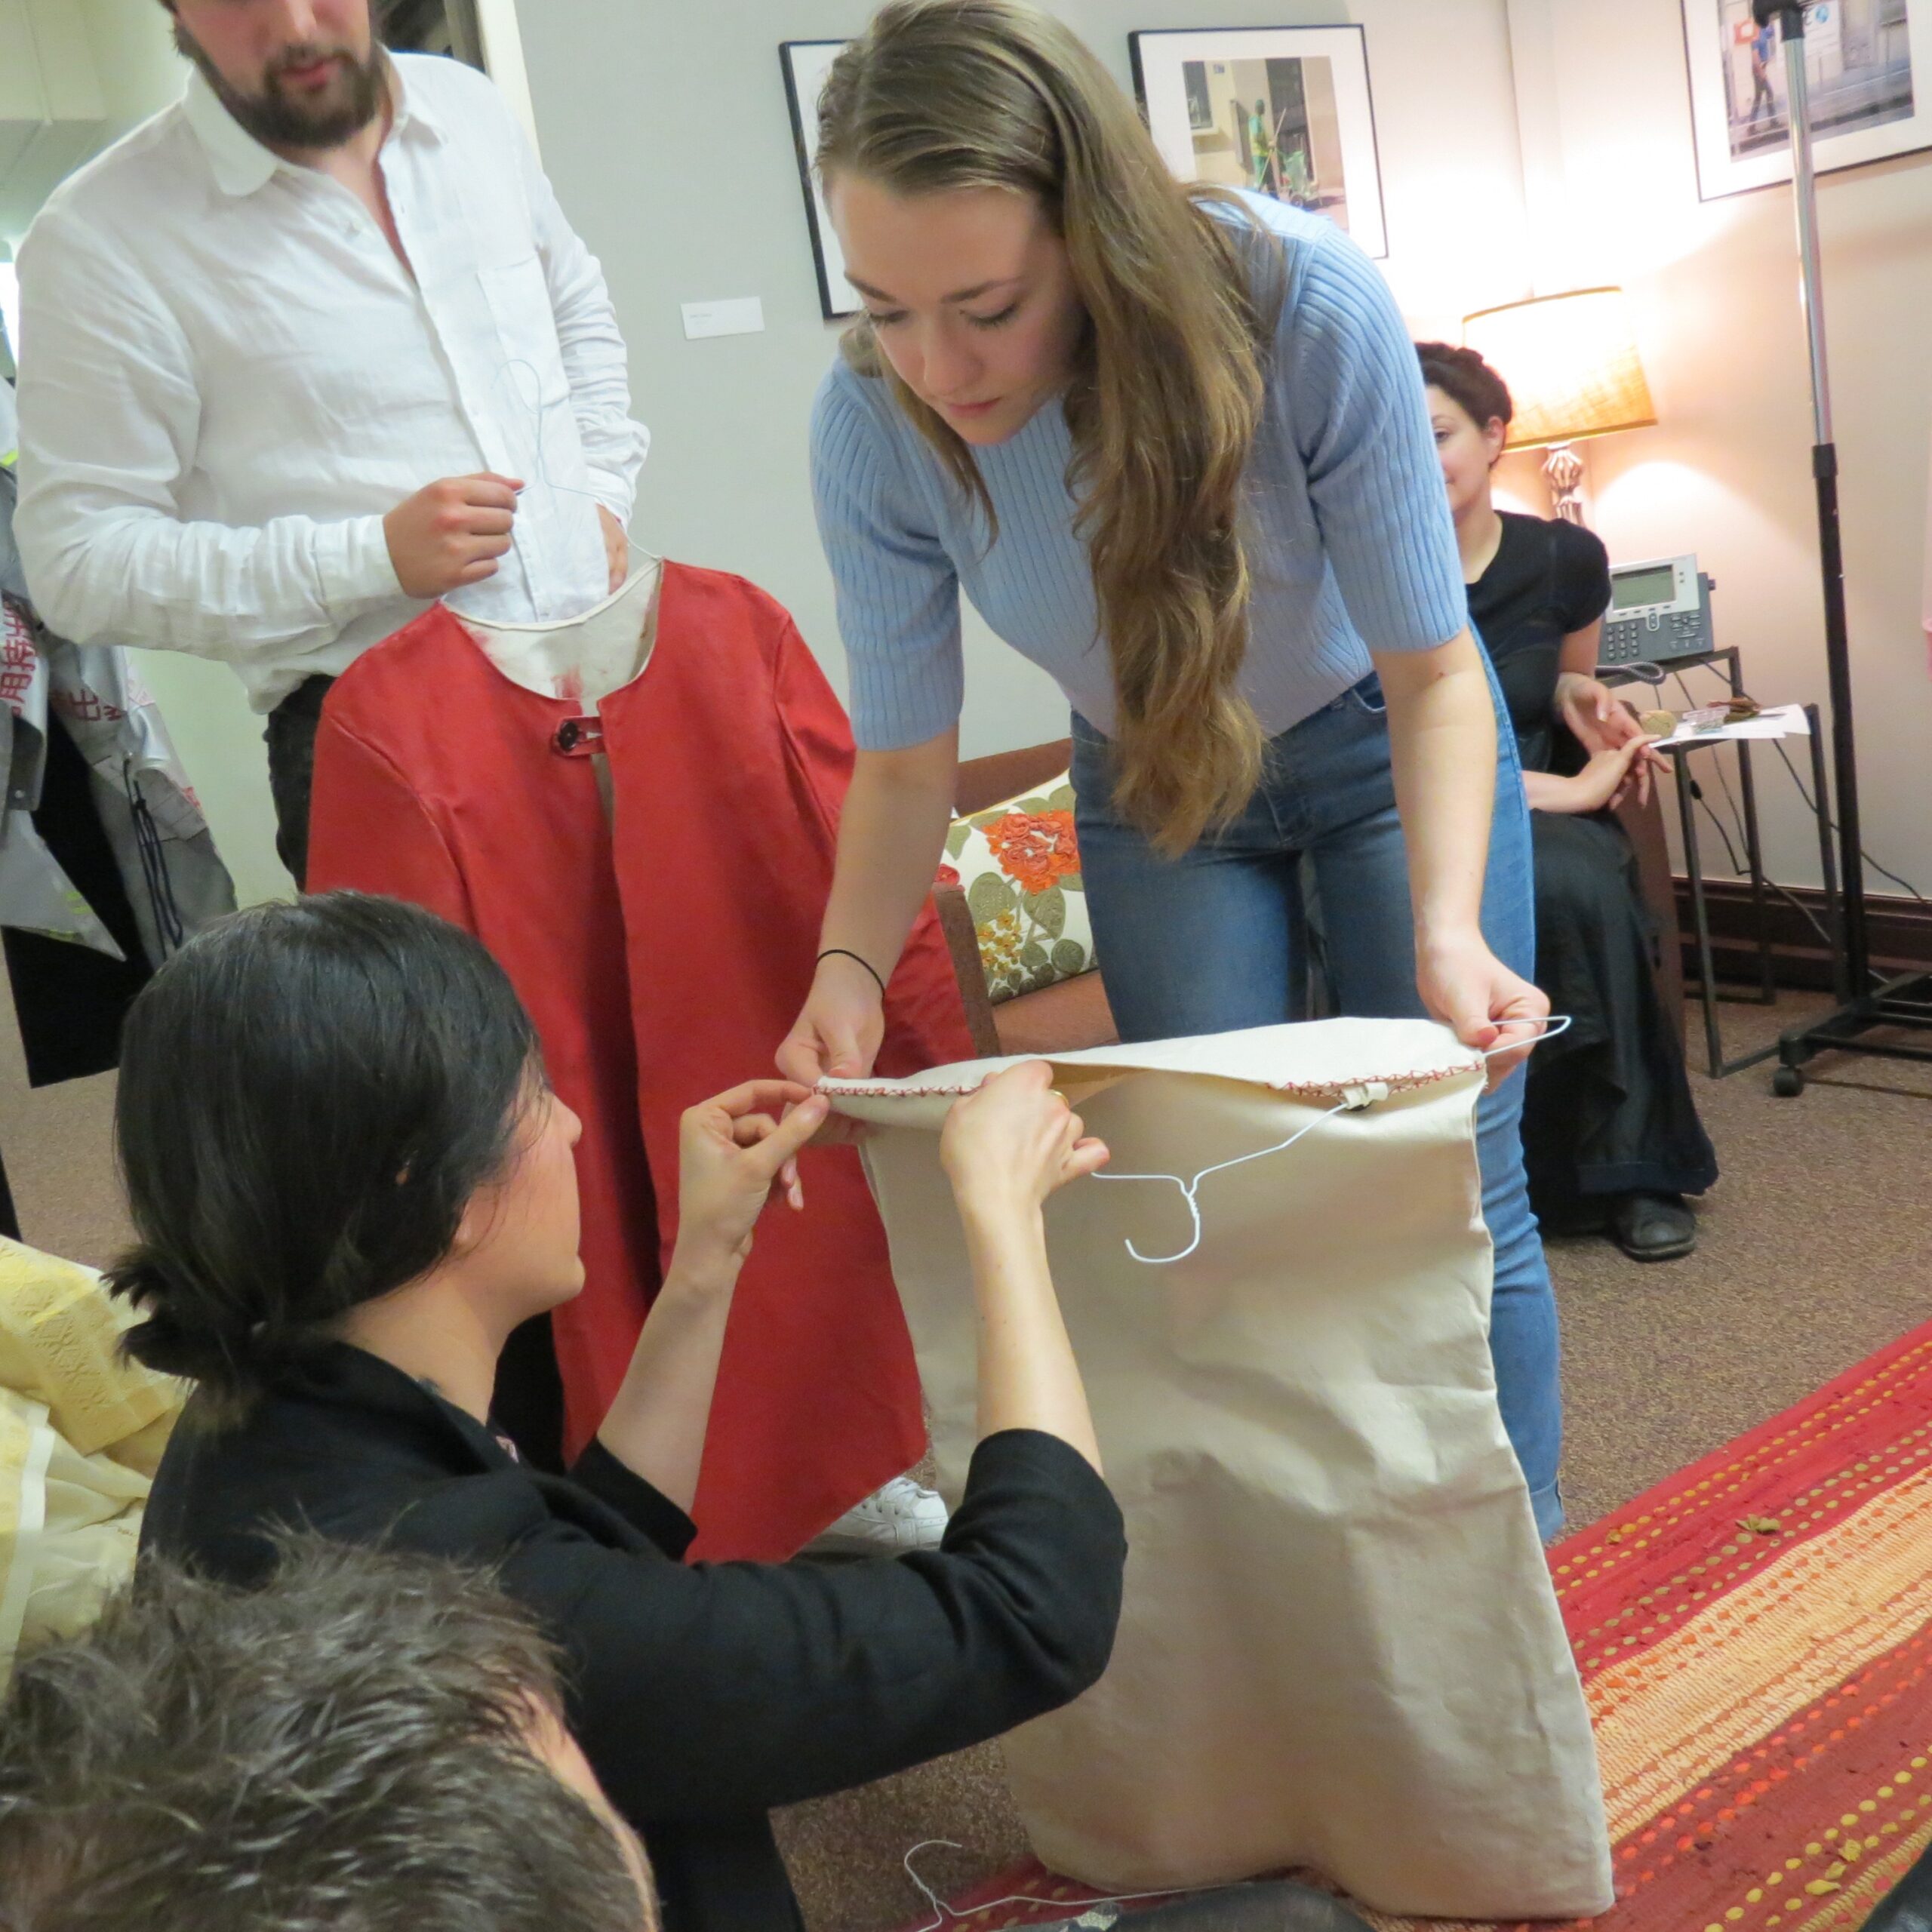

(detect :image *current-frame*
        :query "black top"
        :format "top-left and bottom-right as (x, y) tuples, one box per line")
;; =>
(140, 1343), (1127, 1932)
(1467, 512), (1613, 773)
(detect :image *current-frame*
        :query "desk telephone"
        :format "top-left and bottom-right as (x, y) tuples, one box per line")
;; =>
(1598, 554), (1715, 666)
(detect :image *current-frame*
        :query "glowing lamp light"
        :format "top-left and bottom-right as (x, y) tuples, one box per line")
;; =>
(1462, 288), (1657, 524)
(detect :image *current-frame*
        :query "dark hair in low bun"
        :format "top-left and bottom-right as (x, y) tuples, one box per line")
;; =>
(108, 894), (540, 1418)
(1415, 342), (1515, 438)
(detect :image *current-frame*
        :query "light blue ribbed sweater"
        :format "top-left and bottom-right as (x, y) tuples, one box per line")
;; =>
(810, 194), (1467, 752)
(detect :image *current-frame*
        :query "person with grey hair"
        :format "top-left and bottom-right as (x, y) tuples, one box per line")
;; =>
(0, 1535), (660, 1932)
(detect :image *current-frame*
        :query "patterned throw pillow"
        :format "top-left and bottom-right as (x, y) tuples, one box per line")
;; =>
(937, 774), (1098, 1003)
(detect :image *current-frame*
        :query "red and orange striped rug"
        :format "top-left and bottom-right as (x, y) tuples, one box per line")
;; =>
(904, 1318), (1932, 1930)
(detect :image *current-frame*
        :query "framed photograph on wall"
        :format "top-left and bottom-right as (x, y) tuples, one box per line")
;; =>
(780, 39), (863, 320)
(376, 0), (484, 66)
(1128, 26), (1387, 258)
(1684, 0), (1932, 200)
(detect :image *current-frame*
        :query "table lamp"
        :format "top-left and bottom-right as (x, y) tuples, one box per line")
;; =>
(1461, 288), (1657, 525)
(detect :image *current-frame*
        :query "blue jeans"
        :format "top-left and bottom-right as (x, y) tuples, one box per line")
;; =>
(1070, 674), (1564, 1539)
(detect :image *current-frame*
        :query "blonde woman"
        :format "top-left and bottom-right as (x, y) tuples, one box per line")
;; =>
(778, 2), (1563, 1535)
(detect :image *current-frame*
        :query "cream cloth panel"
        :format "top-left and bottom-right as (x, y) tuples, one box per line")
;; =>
(826, 1018), (1613, 1921)
(0, 1238), (189, 1676)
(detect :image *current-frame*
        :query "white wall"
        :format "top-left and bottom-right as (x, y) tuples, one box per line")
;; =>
(20, 0), (1932, 909)
(1521, 0), (1932, 895)
(8, 1), (1542, 909)
(513, 0), (1536, 758)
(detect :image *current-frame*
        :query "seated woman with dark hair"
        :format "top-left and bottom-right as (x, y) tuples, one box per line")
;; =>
(1418, 343), (1718, 1262)
(122, 892), (1125, 1932)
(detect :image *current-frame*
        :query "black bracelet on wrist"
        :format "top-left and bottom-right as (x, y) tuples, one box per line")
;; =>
(817, 947), (887, 998)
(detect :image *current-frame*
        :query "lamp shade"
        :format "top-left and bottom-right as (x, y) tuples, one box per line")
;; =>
(1461, 288), (1657, 451)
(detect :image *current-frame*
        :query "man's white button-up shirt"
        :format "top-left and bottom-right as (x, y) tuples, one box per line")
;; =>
(13, 54), (648, 712)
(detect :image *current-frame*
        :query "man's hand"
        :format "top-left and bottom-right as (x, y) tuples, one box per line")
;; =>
(384, 473), (523, 599)
(597, 505), (629, 595)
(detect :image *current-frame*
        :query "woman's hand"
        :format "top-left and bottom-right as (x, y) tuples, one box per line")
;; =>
(604, 1082), (825, 1509)
(1531, 735), (1661, 817)
(1557, 675), (1669, 806)
(1555, 673), (1635, 755)
(945, 1063), (1109, 1474)
(774, 956), (887, 1187)
(777, 954), (887, 1085)
(1416, 931), (1551, 1087)
(672, 1081), (829, 1279)
(941, 1062), (1111, 1214)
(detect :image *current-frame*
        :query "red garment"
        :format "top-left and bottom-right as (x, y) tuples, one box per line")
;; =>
(307, 564), (974, 1560)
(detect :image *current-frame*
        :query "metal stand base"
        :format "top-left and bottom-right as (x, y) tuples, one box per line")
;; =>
(1749, 2), (1929, 1100)
(1774, 971), (1932, 1094)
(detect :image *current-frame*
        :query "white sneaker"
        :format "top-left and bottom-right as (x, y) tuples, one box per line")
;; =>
(811, 1474), (949, 1554)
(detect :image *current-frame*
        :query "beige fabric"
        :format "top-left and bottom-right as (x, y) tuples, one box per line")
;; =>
(460, 553), (661, 705)
(0, 1238), (188, 1676)
(826, 1018), (1613, 1921)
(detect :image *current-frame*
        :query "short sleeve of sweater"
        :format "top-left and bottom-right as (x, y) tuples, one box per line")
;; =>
(810, 361), (964, 750)
(1282, 225), (1470, 656)
(1550, 519), (1613, 635)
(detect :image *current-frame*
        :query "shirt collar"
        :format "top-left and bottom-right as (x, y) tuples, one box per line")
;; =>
(278, 1339), (512, 1466)
(182, 51), (445, 201)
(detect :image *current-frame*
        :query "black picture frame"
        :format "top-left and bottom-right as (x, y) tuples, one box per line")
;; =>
(1128, 24), (1389, 260)
(377, 0), (485, 66)
(780, 40), (861, 321)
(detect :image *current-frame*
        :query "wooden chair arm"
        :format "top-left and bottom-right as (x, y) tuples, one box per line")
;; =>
(1614, 781), (1687, 1049)
(934, 882), (1004, 1059)
(954, 738), (1074, 816)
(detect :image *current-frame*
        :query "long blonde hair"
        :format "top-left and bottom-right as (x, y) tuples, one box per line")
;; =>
(817, 0), (1277, 855)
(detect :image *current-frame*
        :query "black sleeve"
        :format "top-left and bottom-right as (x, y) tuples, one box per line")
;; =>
(508, 1428), (1126, 1823)
(568, 1437), (697, 1560)
(1552, 521), (1612, 635)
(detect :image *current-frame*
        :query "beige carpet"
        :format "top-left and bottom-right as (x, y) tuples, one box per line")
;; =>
(8, 989), (1928, 1931)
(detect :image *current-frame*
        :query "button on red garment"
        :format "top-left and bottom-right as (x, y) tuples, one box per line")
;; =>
(308, 563), (974, 1559)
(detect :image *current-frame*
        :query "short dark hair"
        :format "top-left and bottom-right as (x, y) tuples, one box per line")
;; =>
(1416, 341), (1515, 436)
(0, 1537), (650, 1932)
(108, 894), (540, 1414)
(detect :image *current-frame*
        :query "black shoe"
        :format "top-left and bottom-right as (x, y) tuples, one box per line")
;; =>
(1861, 1836), (1932, 1930)
(1038, 1881), (1373, 1928)
(1610, 1192), (1697, 1262)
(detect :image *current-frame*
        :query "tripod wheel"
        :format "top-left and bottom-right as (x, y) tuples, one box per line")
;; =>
(1772, 1066), (1805, 1097)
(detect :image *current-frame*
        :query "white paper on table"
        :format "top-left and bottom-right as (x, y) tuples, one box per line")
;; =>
(1666, 702), (1810, 744)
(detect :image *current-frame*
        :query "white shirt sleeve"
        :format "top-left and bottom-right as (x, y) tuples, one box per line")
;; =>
(13, 211), (405, 660)
(512, 111), (648, 528)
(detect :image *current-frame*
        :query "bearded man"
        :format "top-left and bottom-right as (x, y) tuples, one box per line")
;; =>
(11, 0), (648, 884)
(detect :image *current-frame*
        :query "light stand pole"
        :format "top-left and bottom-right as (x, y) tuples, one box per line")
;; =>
(1763, 0), (1932, 1093)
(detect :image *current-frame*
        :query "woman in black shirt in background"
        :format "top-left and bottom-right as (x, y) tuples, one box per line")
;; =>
(1419, 344), (1717, 1262)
